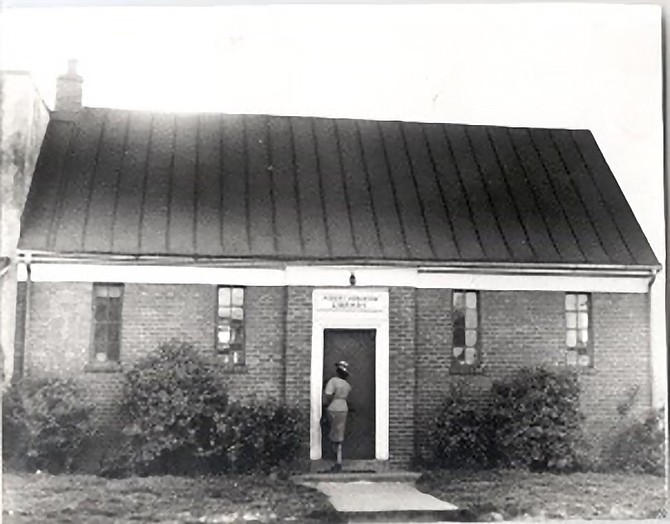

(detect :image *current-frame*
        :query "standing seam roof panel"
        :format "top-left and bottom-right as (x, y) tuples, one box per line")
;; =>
(550, 129), (634, 265)
(83, 110), (127, 253)
(467, 126), (535, 262)
(357, 120), (408, 259)
(572, 130), (659, 266)
(401, 122), (459, 260)
(52, 109), (105, 253)
(290, 117), (330, 258)
(220, 115), (250, 256)
(423, 125), (485, 261)
(384, 122), (435, 260)
(19, 120), (74, 252)
(447, 125), (511, 261)
(508, 128), (586, 263)
(268, 115), (303, 257)
(194, 113), (225, 257)
(487, 127), (562, 262)
(334, 119), (384, 259)
(530, 129), (610, 264)
(111, 111), (151, 254)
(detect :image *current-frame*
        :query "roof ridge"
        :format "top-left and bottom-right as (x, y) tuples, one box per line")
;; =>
(62, 106), (594, 133)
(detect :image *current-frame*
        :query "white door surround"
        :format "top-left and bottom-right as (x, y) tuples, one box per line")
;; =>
(310, 288), (390, 461)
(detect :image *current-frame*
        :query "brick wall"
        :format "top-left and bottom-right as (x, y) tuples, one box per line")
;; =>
(22, 281), (652, 467)
(414, 289), (653, 459)
(284, 286), (313, 463)
(23, 282), (287, 424)
(388, 287), (416, 468)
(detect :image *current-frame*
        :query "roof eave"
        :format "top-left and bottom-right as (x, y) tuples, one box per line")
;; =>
(16, 249), (661, 278)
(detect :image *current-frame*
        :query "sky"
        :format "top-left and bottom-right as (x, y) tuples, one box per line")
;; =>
(1, 3), (666, 399)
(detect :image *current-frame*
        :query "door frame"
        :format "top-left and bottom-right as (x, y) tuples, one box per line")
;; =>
(310, 288), (389, 461)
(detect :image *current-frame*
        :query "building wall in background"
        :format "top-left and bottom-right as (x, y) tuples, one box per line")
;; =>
(0, 71), (50, 380)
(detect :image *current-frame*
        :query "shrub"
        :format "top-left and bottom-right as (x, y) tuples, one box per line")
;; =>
(489, 366), (585, 472)
(605, 408), (666, 476)
(117, 340), (229, 475)
(214, 399), (305, 473)
(427, 385), (493, 469)
(2, 377), (96, 473)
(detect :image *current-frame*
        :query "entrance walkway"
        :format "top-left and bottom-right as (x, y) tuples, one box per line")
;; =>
(293, 473), (460, 523)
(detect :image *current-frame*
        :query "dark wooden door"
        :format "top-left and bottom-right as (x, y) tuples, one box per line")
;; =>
(322, 329), (376, 460)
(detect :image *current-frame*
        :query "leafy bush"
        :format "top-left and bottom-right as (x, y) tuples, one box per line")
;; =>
(117, 340), (229, 475)
(2, 377), (96, 473)
(427, 385), (493, 469)
(214, 400), (306, 473)
(489, 366), (585, 472)
(605, 408), (666, 476)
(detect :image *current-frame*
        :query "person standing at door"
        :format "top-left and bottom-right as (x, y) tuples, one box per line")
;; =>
(323, 360), (352, 472)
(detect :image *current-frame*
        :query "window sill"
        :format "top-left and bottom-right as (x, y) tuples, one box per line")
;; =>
(84, 362), (122, 373)
(221, 365), (248, 374)
(450, 365), (485, 376)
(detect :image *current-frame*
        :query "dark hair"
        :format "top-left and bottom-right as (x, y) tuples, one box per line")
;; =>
(336, 367), (349, 379)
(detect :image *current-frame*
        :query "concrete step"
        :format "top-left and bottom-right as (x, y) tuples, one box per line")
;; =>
(293, 471), (422, 484)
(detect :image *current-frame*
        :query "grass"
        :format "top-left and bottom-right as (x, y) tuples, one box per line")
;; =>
(4, 469), (667, 522)
(416, 469), (667, 520)
(2, 471), (342, 523)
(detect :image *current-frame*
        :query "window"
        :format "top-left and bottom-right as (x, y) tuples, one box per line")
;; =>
(91, 283), (123, 364)
(452, 290), (480, 372)
(565, 293), (592, 367)
(217, 286), (245, 367)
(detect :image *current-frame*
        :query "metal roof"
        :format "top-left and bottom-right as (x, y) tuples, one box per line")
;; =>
(18, 107), (659, 268)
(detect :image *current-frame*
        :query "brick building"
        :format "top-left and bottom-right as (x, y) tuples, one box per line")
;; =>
(14, 107), (660, 469)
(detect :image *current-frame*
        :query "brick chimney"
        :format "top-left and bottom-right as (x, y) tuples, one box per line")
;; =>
(55, 59), (83, 111)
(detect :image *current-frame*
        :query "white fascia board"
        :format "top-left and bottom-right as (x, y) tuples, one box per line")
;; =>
(416, 270), (651, 294)
(17, 260), (653, 293)
(23, 263), (286, 286)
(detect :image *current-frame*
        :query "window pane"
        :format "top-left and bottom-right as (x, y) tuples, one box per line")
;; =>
(565, 294), (576, 310)
(109, 301), (122, 323)
(578, 328), (589, 345)
(453, 291), (465, 309)
(233, 349), (245, 366)
(231, 307), (244, 320)
(464, 346), (476, 365)
(465, 309), (478, 328)
(108, 323), (120, 342)
(218, 287), (231, 306)
(94, 300), (109, 321)
(453, 346), (464, 359)
(566, 312), (577, 329)
(218, 307), (231, 319)
(578, 312), (589, 329)
(107, 339), (120, 362)
(232, 287), (244, 306)
(566, 350), (577, 366)
(566, 330), (577, 347)
(108, 286), (122, 299)
(465, 292), (477, 309)
(453, 309), (465, 331)
(578, 354), (590, 367)
(94, 286), (109, 298)
(94, 323), (108, 344)
(453, 327), (465, 346)
(577, 294), (589, 311)
(465, 329), (477, 347)
(218, 324), (232, 345)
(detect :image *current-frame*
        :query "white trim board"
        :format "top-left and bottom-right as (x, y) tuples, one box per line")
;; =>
(17, 262), (653, 293)
(310, 288), (390, 461)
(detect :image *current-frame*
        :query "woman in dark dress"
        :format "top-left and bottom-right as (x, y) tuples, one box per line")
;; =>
(323, 360), (352, 472)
